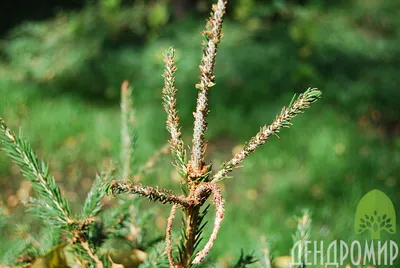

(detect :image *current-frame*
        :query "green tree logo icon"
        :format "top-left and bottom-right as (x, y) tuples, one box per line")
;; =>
(355, 189), (396, 239)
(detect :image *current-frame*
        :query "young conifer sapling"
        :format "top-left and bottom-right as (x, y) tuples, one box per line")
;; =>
(0, 0), (321, 267)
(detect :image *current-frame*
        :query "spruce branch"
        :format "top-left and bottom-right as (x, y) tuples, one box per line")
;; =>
(212, 88), (322, 182)
(121, 80), (137, 179)
(105, 181), (193, 207)
(0, 118), (72, 226)
(27, 198), (70, 226)
(78, 166), (117, 265)
(101, 196), (139, 240)
(1, 239), (33, 267)
(162, 48), (187, 179)
(0, 120), (104, 265)
(68, 215), (107, 267)
(190, 0), (227, 177)
(162, 47), (181, 146)
(71, 239), (101, 267)
(82, 167), (114, 218)
(166, 204), (178, 267)
(176, 1), (228, 262)
(192, 183), (225, 264)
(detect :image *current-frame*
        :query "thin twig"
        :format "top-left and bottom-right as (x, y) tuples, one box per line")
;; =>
(166, 204), (177, 267)
(106, 181), (193, 207)
(162, 48), (187, 178)
(162, 48), (184, 151)
(81, 241), (104, 268)
(211, 88), (322, 182)
(192, 183), (225, 264)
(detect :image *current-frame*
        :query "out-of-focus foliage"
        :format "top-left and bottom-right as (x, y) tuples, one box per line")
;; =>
(1, 0), (170, 100)
(2, 0), (399, 119)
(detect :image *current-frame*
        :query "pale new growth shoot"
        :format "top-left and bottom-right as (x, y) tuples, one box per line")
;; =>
(120, 80), (136, 179)
(166, 204), (177, 267)
(190, 0), (227, 177)
(162, 47), (187, 178)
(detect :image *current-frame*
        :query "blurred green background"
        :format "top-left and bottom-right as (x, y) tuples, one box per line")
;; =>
(0, 0), (399, 266)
